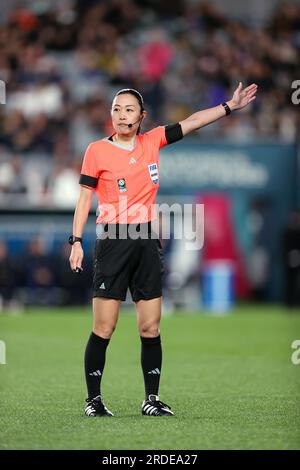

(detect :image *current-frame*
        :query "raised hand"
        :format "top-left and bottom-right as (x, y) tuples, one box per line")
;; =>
(229, 82), (258, 110)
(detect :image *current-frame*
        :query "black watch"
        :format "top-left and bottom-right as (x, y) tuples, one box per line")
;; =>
(69, 235), (82, 245)
(221, 102), (231, 115)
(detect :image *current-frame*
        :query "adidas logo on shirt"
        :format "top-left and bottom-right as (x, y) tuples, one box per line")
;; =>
(148, 368), (160, 375)
(99, 282), (105, 289)
(129, 157), (136, 165)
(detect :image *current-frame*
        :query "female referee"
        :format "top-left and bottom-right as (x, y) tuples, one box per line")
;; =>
(69, 83), (257, 417)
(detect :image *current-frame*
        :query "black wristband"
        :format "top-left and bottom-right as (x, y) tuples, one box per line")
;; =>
(221, 102), (231, 116)
(69, 235), (82, 245)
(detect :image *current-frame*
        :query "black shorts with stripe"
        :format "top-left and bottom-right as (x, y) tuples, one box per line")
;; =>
(92, 222), (165, 302)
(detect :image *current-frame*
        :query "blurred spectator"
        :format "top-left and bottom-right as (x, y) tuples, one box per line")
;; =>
(0, 155), (27, 194)
(22, 237), (57, 305)
(247, 198), (272, 302)
(48, 161), (81, 208)
(283, 211), (300, 308)
(0, 241), (16, 309)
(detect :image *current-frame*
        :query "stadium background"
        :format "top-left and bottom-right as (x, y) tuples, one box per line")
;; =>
(0, 0), (300, 450)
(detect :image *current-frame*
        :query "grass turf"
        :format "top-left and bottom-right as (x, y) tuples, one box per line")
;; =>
(0, 304), (299, 450)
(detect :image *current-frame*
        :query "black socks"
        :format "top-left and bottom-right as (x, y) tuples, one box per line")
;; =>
(84, 332), (162, 401)
(141, 335), (162, 399)
(84, 332), (110, 400)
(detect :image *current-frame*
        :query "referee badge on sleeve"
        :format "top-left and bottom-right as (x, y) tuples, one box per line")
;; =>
(148, 163), (159, 184)
(117, 178), (127, 192)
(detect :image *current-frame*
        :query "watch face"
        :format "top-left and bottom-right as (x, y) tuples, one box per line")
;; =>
(69, 236), (74, 245)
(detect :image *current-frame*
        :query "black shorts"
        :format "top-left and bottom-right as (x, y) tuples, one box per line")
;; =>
(92, 223), (164, 302)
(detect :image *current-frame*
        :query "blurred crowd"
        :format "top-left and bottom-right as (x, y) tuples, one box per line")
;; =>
(0, 0), (299, 207)
(0, 238), (93, 310)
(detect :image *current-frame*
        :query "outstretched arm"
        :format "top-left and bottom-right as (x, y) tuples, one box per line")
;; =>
(179, 82), (258, 136)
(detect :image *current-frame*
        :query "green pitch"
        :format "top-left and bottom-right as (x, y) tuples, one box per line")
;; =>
(0, 305), (299, 450)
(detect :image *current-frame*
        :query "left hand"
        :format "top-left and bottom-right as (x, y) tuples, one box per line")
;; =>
(228, 82), (258, 111)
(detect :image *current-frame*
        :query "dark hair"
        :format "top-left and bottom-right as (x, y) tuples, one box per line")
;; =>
(114, 88), (145, 134)
(115, 88), (144, 111)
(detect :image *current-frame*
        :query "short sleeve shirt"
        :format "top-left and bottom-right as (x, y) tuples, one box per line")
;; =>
(79, 126), (178, 224)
